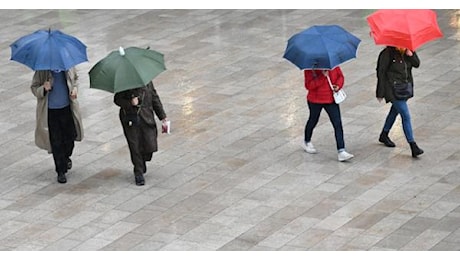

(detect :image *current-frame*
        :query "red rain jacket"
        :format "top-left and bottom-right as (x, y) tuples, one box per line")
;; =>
(304, 66), (344, 104)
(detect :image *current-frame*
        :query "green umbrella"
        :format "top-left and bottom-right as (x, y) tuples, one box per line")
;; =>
(89, 46), (166, 94)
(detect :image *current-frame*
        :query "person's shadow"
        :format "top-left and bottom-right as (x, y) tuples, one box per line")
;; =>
(66, 168), (130, 194)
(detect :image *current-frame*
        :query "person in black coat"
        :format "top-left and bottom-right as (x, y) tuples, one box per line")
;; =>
(114, 81), (168, 185)
(376, 46), (423, 158)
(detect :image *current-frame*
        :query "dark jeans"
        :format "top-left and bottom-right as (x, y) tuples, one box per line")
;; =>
(304, 102), (345, 151)
(48, 105), (76, 174)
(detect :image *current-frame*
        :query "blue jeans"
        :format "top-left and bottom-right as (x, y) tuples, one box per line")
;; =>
(382, 100), (414, 142)
(305, 102), (345, 151)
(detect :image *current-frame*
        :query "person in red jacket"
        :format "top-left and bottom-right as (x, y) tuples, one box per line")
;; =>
(301, 66), (354, 162)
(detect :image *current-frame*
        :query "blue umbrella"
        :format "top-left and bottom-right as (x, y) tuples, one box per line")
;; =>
(283, 25), (361, 70)
(10, 29), (88, 71)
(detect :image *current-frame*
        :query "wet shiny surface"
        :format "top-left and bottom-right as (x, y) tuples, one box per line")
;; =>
(1, 9), (460, 250)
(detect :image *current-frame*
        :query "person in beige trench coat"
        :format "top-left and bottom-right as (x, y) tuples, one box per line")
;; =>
(30, 67), (84, 183)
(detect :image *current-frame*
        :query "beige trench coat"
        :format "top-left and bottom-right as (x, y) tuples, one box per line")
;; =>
(30, 68), (84, 153)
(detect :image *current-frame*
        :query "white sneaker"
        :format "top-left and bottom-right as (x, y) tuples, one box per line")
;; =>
(302, 142), (317, 154)
(338, 151), (354, 162)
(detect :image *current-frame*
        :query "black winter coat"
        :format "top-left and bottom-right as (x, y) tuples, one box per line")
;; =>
(376, 47), (420, 103)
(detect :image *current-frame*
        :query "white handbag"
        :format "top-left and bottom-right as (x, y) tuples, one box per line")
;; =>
(325, 73), (347, 104)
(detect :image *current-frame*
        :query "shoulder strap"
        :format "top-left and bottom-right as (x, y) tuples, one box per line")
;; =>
(325, 74), (335, 91)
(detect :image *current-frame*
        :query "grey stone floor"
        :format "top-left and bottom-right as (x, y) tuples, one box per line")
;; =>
(0, 9), (460, 251)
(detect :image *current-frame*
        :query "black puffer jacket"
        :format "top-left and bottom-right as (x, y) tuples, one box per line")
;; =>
(376, 46), (420, 102)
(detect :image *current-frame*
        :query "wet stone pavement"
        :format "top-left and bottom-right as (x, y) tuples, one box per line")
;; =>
(0, 9), (460, 251)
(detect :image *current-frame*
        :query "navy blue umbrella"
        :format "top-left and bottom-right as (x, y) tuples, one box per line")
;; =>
(283, 25), (361, 70)
(10, 29), (88, 71)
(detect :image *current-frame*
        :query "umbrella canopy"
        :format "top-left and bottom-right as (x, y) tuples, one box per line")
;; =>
(283, 25), (361, 70)
(89, 46), (166, 94)
(10, 29), (88, 71)
(366, 9), (443, 50)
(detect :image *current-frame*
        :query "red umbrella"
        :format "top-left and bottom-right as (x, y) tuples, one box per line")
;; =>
(366, 9), (443, 50)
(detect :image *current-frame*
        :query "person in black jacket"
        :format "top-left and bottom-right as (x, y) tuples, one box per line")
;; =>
(114, 81), (168, 185)
(376, 46), (423, 158)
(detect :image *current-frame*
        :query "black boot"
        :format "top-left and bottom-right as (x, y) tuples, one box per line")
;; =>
(57, 172), (67, 184)
(379, 130), (395, 147)
(135, 174), (145, 186)
(409, 142), (424, 158)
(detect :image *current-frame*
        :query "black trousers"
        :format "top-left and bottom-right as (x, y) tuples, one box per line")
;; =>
(48, 105), (76, 174)
(305, 102), (345, 150)
(120, 120), (154, 176)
